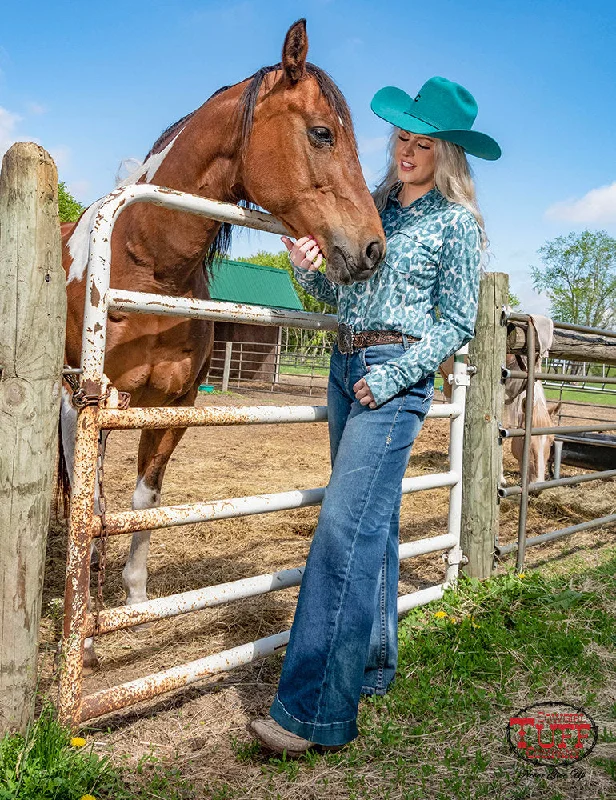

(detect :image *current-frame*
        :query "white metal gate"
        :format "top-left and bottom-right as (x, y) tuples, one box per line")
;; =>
(59, 184), (470, 727)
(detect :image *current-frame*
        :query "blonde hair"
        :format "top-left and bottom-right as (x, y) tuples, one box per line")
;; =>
(372, 127), (488, 250)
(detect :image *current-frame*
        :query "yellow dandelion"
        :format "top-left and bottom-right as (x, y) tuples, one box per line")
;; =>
(70, 737), (87, 747)
(434, 611), (448, 619)
(518, 573), (526, 579)
(448, 616), (458, 623)
(79, 795), (96, 800)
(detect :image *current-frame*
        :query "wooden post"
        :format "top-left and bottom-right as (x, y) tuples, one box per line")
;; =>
(460, 272), (508, 579)
(0, 143), (66, 734)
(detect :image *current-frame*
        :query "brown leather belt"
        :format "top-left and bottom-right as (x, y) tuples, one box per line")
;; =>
(336, 323), (420, 354)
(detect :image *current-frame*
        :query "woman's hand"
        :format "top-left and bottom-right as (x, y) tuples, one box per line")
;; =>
(353, 377), (377, 409)
(282, 235), (324, 271)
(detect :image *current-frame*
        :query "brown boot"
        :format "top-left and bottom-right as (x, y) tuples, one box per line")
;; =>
(247, 716), (345, 756)
(248, 716), (313, 756)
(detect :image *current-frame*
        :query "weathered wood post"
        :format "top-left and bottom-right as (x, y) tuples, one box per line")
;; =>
(460, 272), (508, 578)
(0, 143), (66, 734)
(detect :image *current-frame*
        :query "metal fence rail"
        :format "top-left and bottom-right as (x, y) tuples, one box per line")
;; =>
(58, 184), (471, 728)
(204, 339), (330, 395)
(498, 312), (616, 570)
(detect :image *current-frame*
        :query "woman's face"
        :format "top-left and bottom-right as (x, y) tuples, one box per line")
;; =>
(394, 129), (436, 190)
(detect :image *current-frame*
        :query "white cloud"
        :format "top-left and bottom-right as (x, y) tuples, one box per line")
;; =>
(0, 106), (23, 158)
(545, 181), (616, 224)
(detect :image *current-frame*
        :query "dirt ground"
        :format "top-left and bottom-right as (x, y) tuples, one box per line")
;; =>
(40, 385), (616, 793)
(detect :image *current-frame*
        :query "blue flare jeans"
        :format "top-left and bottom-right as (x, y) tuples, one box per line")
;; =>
(269, 340), (434, 746)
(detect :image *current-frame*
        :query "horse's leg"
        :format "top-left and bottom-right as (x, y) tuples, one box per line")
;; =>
(122, 425), (187, 606)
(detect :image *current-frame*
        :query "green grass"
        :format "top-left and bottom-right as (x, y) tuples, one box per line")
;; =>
(5, 552), (615, 799)
(0, 705), (193, 799)
(278, 364), (329, 377)
(543, 386), (616, 406)
(254, 551), (616, 799)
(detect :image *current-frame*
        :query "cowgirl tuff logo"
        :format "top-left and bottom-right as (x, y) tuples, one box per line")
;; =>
(507, 703), (598, 765)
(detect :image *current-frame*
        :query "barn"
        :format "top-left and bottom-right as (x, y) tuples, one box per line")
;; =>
(206, 258), (304, 385)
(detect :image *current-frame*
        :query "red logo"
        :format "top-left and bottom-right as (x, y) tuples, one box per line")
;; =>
(507, 702), (597, 766)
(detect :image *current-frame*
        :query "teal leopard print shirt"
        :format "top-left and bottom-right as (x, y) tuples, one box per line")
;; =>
(293, 185), (482, 407)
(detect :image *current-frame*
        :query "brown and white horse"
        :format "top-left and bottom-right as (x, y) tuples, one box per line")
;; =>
(60, 19), (385, 668)
(439, 353), (561, 484)
(501, 354), (561, 485)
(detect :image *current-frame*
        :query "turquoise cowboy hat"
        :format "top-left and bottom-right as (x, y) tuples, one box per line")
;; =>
(370, 76), (501, 161)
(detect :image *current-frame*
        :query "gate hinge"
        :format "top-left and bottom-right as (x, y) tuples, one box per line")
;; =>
(448, 373), (471, 387)
(442, 545), (468, 567)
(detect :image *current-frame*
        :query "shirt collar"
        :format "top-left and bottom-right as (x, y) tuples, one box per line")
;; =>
(387, 183), (441, 212)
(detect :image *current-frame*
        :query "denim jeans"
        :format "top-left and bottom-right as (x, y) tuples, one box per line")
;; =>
(269, 341), (434, 746)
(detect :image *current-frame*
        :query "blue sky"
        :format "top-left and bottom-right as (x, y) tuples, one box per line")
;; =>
(2, 0), (615, 312)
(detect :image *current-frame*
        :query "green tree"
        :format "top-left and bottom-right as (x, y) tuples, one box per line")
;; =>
(58, 181), (85, 223)
(508, 290), (521, 310)
(531, 230), (616, 328)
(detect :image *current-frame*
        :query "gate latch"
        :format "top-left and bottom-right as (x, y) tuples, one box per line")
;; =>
(442, 545), (468, 567)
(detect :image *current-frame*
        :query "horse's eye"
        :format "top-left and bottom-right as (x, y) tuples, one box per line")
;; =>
(308, 126), (334, 148)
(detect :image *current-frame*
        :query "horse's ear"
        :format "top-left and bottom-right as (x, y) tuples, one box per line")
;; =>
(282, 18), (308, 84)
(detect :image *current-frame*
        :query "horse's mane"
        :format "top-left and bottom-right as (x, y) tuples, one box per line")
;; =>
(144, 62), (355, 273)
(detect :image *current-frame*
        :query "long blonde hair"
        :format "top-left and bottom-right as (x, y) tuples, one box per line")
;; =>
(372, 127), (488, 250)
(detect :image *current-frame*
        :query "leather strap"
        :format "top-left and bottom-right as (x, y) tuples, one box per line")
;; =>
(337, 323), (420, 353)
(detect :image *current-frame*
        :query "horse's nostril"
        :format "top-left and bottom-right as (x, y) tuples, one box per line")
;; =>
(365, 240), (384, 267)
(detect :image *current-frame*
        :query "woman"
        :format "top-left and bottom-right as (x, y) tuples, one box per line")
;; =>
(249, 76), (501, 754)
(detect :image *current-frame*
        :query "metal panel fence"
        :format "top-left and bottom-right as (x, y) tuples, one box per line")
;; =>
(204, 338), (329, 395)
(497, 312), (616, 568)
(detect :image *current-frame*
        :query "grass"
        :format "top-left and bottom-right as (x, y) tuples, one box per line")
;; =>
(278, 364), (329, 377)
(250, 549), (616, 799)
(543, 386), (616, 407)
(343, 561), (616, 798)
(5, 550), (615, 799)
(0, 705), (193, 800)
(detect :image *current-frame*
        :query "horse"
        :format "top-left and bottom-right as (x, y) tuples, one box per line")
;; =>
(438, 353), (561, 484)
(501, 354), (561, 485)
(60, 19), (386, 670)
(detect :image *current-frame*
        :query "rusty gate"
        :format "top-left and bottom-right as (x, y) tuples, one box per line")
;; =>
(58, 184), (470, 727)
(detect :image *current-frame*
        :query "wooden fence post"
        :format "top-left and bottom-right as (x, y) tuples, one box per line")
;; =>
(0, 143), (66, 734)
(460, 272), (508, 579)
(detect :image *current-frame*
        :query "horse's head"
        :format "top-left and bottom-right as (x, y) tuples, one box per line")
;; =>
(237, 20), (385, 285)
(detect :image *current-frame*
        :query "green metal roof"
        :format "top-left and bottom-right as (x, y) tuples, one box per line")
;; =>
(209, 258), (303, 311)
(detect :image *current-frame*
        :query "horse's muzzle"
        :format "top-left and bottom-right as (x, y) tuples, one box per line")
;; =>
(326, 238), (385, 285)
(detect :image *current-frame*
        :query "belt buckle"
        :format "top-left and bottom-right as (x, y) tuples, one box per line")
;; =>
(337, 323), (354, 354)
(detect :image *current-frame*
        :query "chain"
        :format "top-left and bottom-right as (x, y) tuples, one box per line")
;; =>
(63, 368), (81, 394)
(94, 432), (108, 635)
